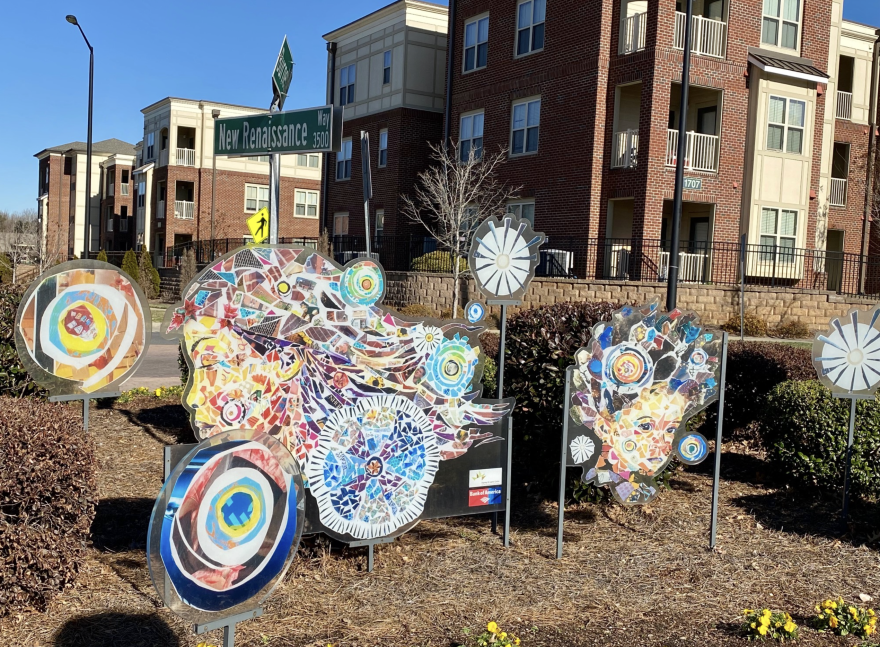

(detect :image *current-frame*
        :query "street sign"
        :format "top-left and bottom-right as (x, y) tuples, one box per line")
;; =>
(247, 208), (271, 244)
(215, 106), (343, 157)
(272, 36), (294, 109)
(683, 177), (703, 191)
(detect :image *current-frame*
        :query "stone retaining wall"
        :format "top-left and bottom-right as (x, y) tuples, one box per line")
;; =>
(384, 272), (877, 329)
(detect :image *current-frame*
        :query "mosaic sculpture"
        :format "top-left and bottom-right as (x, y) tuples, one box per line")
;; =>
(163, 246), (508, 540)
(15, 260), (150, 395)
(469, 215), (545, 304)
(566, 301), (722, 504)
(147, 429), (304, 623)
(812, 306), (880, 395)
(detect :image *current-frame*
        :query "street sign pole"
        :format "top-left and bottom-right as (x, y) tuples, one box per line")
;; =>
(269, 36), (294, 246)
(361, 131), (373, 256)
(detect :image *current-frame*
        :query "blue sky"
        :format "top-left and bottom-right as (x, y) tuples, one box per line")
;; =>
(0, 0), (875, 213)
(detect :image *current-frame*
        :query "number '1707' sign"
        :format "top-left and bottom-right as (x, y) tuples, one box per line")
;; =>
(214, 105), (343, 157)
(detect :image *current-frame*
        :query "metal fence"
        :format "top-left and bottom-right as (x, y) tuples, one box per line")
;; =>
(135, 234), (880, 299)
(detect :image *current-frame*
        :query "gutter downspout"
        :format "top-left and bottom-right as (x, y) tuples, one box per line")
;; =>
(859, 32), (880, 293)
(322, 42), (337, 237)
(443, 0), (457, 145)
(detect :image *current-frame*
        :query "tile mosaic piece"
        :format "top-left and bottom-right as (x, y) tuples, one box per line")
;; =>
(566, 301), (722, 505)
(163, 246), (510, 540)
(812, 306), (880, 395)
(147, 430), (304, 624)
(15, 260), (150, 395)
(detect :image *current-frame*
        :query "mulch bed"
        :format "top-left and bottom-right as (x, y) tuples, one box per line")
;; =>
(1, 396), (878, 647)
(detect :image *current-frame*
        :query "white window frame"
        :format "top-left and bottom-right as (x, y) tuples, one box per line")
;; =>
(759, 206), (798, 263)
(334, 211), (350, 236)
(337, 138), (353, 180)
(309, 154), (320, 168)
(294, 190), (320, 218)
(375, 209), (385, 237)
(515, 0), (546, 58)
(244, 183), (269, 213)
(761, 0), (801, 52)
(766, 95), (806, 155)
(146, 132), (155, 160)
(464, 14), (490, 73)
(510, 97), (541, 156)
(383, 51), (392, 85)
(378, 129), (388, 168)
(459, 111), (485, 162)
(507, 200), (536, 225)
(340, 64), (356, 106)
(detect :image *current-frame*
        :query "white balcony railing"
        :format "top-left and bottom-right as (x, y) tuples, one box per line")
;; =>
(622, 12), (647, 54)
(830, 178), (848, 207)
(666, 129), (720, 172)
(837, 91), (853, 121)
(609, 245), (631, 279)
(121, 183), (129, 196)
(176, 148), (196, 167)
(175, 200), (194, 220)
(659, 250), (707, 283)
(611, 129), (639, 168)
(674, 12), (727, 58)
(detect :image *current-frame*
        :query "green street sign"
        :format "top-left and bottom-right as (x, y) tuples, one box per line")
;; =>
(214, 106), (343, 157)
(272, 36), (294, 108)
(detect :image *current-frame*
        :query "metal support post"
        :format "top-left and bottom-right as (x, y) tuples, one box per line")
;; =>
(194, 608), (263, 647)
(503, 415), (512, 548)
(556, 367), (574, 559)
(739, 234), (746, 342)
(709, 332), (729, 549)
(268, 97), (281, 245)
(48, 392), (121, 432)
(491, 304), (509, 537)
(842, 396), (857, 522)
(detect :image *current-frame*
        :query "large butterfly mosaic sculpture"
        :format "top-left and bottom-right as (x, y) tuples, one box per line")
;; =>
(566, 301), (722, 505)
(163, 246), (508, 540)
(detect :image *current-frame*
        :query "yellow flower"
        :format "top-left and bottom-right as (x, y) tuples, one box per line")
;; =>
(750, 623), (756, 629)
(744, 609), (753, 615)
(849, 606), (858, 617)
(866, 624), (875, 636)
(758, 626), (768, 636)
(500, 633), (507, 640)
(829, 616), (839, 629)
(515, 639), (521, 646)
(815, 606), (821, 613)
(760, 616), (771, 627)
(155, 388), (163, 397)
(487, 622), (498, 634)
(869, 609), (876, 617)
(784, 621), (797, 633)
(775, 621), (782, 628)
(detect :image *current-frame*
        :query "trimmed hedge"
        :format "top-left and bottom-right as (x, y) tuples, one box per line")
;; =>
(410, 251), (468, 273)
(761, 380), (880, 500)
(0, 282), (43, 397)
(0, 397), (97, 614)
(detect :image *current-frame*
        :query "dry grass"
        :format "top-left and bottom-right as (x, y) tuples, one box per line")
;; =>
(1, 397), (877, 647)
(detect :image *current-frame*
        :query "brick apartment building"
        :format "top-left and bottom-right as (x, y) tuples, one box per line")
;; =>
(322, 0), (449, 253)
(134, 98), (322, 267)
(34, 138), (136, 260)
(326, 0), (880, 290)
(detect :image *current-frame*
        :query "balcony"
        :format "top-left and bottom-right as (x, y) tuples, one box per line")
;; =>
(121, 183), (129, 196)
(666, 130), (720, 172)
(612, 130), (639, 168)
(837, 91), (853, 121)
(177, 148), (196, 167)
(622, 12), (647, 54)
(175, 200), (194, 220)
(674, 12), (727, 58)
(830, 178), (848, 207)
(659, 250), (707, 282)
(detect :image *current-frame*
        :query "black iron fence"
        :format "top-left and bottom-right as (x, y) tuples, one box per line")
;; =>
(144, 234), (880, 299)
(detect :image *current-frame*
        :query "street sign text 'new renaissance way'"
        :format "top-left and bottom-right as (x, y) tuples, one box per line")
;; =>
(214, 106), (342, 157)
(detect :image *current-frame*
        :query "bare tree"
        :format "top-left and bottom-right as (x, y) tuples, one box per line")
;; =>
(401, 141), (521, 319)
(0, 209), (45, 283)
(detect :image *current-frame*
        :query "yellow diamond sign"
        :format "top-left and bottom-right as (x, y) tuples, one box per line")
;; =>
(246, 207), (270, 244)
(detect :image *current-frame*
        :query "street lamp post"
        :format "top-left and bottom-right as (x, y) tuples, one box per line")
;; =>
(66, 15), (94, 260)
(211, 109), (220, 259)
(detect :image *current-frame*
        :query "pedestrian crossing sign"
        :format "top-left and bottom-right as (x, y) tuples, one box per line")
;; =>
(246, 208), (270, 244)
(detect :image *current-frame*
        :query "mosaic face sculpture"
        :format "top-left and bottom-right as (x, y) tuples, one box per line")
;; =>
(469, 215), (545, 303)
(812, 306), (880, 395)
(567, 301), (722, 504)
(164, 246), (509, 540)
(147, 430), (304, 623)
(15, 260), (150, 395)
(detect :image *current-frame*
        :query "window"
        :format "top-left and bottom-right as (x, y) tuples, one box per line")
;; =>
(298, 153), (320, 167)
(297, 154), (308, 166)
(337, 139), (353, 180)
(511, 98), (541, 155)
(121, 169), (130, 189)
(309, 154), (319, 168)
(245, 184), (269, 212)
(460, 112), (485, 161)
(378, 129), (388, 167)
(759, 207), (798, 262)
(120, 205), (128, 232)
(138, 180), (146, 209)
(295, 190), (319, 217)
(106, 207), (113, 232)
(146, 132), (155, 159)
(247, 155), (269, 162)
(375, 209), (385, 236)
(464, 16), (489, 72)
(340, 64), (356, 106)
(157, 181), (166, 203)
(507, 201), (535, 225)
(383, 51), (392, 85)
(516, 0), (546, 56)
(334, 212), (350, 236)
(106, 168), (115, 197)
(762, 0), (800, 50)
(767, 96), (805, 154)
